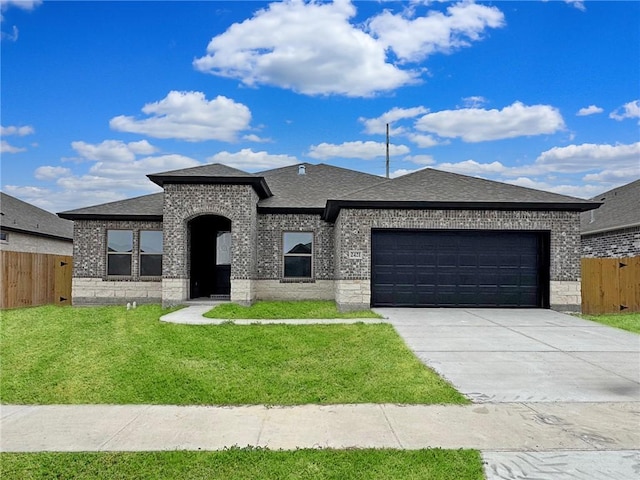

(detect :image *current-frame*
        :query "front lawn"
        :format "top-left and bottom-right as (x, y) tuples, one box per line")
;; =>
(0, 305), (466, 405)
(582, 312), (640, 334)
(0, 449), (484, 480)
(204, 300), (383, 319)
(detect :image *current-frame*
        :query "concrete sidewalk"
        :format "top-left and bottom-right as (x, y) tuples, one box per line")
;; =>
(2, 402), (638, 452)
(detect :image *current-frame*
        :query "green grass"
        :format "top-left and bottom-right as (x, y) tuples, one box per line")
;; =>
(0, 305), (466, 405)
(0, 449), (484, 480)
(204, 300), (383, 319)
(582, 312), (640, 334)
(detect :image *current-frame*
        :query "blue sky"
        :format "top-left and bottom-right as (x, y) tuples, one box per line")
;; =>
(1, 0), (639, 213)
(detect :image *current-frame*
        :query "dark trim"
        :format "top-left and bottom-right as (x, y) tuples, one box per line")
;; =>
(146, 174), (272, 199)
(258, 206), (325, 215)
(323, 200), (600, 221)
(57, 213), (163, 221)
(0, 225), (73, 242)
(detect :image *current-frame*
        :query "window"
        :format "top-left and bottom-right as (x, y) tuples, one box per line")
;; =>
(107, 230), (133, 276)
(216, 231), (231, 265)
(0, 231), (7, 243)
(283, 232), (313, 278)
(140, 230), (163, 276)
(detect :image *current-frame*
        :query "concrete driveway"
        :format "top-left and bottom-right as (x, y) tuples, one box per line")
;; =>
(377, 308), (640, 403)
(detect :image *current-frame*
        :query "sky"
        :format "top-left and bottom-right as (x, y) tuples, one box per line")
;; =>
(1, 0), (639, 214)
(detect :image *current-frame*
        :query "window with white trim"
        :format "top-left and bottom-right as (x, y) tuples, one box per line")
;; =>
(283, 232), (313, 278)
(107, 230), (133, 276)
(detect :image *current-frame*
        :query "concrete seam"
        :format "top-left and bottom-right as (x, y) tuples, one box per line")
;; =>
(255, 407), (269, 446)
(379, 405), (404, 448)
(519, 403), (598, 450)
(97, 405), (151, 451)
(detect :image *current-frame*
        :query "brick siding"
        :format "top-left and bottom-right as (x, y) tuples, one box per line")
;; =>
(581, 226), (640, 258)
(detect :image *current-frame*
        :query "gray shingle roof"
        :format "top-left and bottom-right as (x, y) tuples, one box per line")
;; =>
(344, 168), (598, 204)
(1, 192), (73, 241)
(147, 163), (271, 198)
(580, 179), (640, 235)
(56, 163), (601, 221)
(58, 193), (164, 220)
(258, 163), (385, 209)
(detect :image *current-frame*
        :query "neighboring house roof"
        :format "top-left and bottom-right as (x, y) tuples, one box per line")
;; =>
(58, 192), (164, 221)
(1, 192), (73, 241)
(58, 163), (600, 222)
(147, 163), (271, 199)
(580, 179), (640, 235)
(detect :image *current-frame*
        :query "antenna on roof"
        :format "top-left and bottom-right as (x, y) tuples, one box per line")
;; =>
(386, 123), (390, 179)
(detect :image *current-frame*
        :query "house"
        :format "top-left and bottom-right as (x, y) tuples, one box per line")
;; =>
(580, 179), (640, 258)
(58, 163), (598, 311)
(1, 192), (73, 256)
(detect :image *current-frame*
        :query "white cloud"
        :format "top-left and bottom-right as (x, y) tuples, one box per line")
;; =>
(406, 133), (446, 148)
(389, 167), (427, 179)
(461, 96), (488, 108)
(13, 138), (202, 212)
(403, 154), (435, 165)
(0, 140), (25, 153)
(34, 166), (71, 180)
(1, 124), (34, 136)
(436, 159), (509, 176)
(71, 140), (157, 163)
(194, 0), (503, 97)
(207, 149), (298, 171)
(535, 142), (640, 172)
(110, 91), (252, 142)
(360, 106), (428, 135)
(506, 178), (603, 200)
(308, 140), (410, 160)
(609, 100), (640, 121)
(1, 0), (41, 40)
(565, 1), (586, 12)
(415, 101), (565, 142)
(242, 134), (271, 143)
(368, 2), (504, 62)
(576, 105), (603, 116)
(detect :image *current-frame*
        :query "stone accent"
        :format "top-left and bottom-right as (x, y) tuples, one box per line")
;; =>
(257, 213), (334, 280)
(231, 279), (254, 306)
(162, 278), (189, 307)
(255, 280), (334, 301)
(162, 183), (259, 305)
(335, 279), (370, 311)
(550, 280), (582, 312)
(582, 226), (640, 258)
(334, 209), (582, 310)
(72, 278), (162, 305)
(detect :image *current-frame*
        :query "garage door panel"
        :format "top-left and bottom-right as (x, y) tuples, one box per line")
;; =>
(372, 230), (547, 308)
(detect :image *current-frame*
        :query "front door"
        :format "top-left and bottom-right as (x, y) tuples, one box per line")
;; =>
(189, 215), (231, 299)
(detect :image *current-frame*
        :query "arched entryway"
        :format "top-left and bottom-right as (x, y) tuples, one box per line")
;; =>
(188, 215), (231, 299)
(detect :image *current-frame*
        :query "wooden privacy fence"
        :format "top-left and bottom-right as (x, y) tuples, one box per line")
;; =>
(1, 251), (72, 309)
(581, 257), (640, 315)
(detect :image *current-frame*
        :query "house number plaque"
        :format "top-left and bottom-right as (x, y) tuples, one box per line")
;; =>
(348, 250), (363, 259)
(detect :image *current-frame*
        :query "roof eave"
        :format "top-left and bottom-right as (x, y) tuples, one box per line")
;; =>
(258, 206), (325, 215)
(322, 200), (600, 222)
(581, 221), (640, 236)
(57, 213), (163, 222)
(146, 175), (272, 199)
(0, 225), (73, 242)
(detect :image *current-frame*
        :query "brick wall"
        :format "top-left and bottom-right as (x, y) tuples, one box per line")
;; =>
(257, 213), (334, 280)
(581, 226), (640, 258)
(72, 219), (163, 279)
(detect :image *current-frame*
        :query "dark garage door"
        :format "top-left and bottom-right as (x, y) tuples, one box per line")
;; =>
(371, 230), (549, 308)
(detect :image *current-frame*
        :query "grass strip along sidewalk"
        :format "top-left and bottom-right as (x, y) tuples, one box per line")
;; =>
(0, 304), (466, 405)
(0, 449), (484, 480)
(582, 312), (640, 334)
(204, 300), (384, 319)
